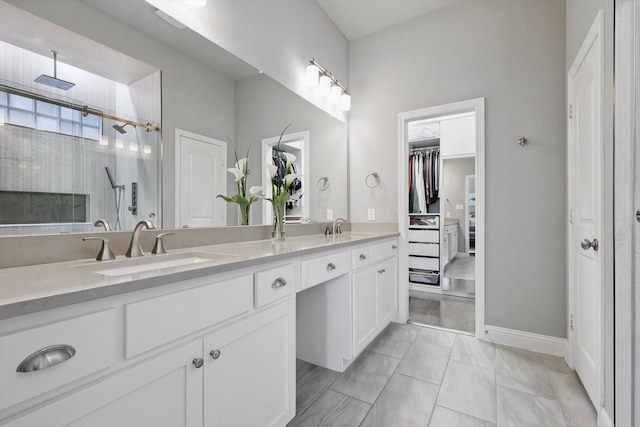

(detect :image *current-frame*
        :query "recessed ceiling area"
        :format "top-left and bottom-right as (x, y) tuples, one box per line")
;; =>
(315, 0), (460, 40)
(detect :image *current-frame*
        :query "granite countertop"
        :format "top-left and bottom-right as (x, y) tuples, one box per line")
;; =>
(0, 231), (398, 320)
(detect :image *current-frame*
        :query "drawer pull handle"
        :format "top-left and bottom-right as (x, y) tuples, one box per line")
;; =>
(378, 269), (386, 274)
(210, 349), (221, 360)
(392, 245), (397, 249)
(359, 254), (367, 261)
(17, 344), (76, 373)
(272, 278), (287, 289)
(192, 358), (204, 368)
(326, 263), (336, 271)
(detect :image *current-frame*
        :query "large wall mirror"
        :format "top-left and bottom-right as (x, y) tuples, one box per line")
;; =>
(0, 0), (348, 236)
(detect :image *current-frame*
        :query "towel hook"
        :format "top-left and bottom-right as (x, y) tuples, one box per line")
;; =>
(317, 176), (330, 191)
(517, 136), (527, 147)
(365, 172), (381, 188)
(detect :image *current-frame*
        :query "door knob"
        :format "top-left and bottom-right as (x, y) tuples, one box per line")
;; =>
(581, 238), (599, 251)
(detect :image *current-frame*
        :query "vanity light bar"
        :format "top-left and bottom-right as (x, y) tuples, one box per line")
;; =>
(306, 58), (351, 111)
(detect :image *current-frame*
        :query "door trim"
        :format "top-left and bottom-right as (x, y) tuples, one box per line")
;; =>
(566, 9), (604, 407)
(174, 128), (227, 228)
(396, 97), (485, 340)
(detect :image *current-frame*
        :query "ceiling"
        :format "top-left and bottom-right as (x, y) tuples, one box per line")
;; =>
(315, 0), (460, 40)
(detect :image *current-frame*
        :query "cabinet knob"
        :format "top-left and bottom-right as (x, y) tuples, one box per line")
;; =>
(391, 245), (397, 250)
(210, 349), (221, 360)
(359, 254), (367, 261)
(272, 278), (287, 289)
(326, 263), (336, 271)
(192, 358), (204, 368)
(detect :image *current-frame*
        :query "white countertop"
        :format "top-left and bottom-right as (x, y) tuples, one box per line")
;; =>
(0, 231), (398, 320)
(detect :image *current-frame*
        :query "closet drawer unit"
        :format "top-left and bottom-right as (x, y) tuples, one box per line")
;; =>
(352, 247), (370, 270)
(369, 239), (398, 263)
(409, 256), (439, 271)
(407, 229), (438, 243)
(301, 250), (350, 290)
(125, 274), (253, 358)
(408, 242), (439, 257)
(0, 309), (116, 411)
(255, 263), (296, 308)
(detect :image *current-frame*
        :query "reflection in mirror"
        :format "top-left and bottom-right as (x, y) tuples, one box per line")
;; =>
(0, 40), (161, 236)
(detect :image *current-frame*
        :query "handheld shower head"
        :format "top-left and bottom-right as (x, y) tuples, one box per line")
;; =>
(112, 123), (130, 134)
(105, 166), (123, 189)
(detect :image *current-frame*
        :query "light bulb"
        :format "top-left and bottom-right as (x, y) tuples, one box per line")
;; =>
(318, 74), (332, 96)
(340, 92), (351, 111)
(115, 140), (124, 149)
(306, 63), (319, 86)
(143, 145), (152, 154)
(129, 143), (138, 152)
(99, 137), (109, 146)
(330, 84), (343, 103)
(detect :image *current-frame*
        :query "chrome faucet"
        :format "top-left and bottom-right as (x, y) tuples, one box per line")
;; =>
(126, 220), (156, 257)
(93, 219), (112, 231)
(332, 218), (346, 235)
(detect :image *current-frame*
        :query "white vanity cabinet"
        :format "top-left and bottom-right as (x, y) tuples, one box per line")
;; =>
(351, 238), (398, 356)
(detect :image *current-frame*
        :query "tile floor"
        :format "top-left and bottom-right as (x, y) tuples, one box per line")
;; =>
(409, 291), (475, 333)
(287, 323), (596, 427)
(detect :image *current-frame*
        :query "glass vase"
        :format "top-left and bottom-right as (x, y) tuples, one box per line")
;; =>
(271, 201), (286, 241)
(239, 204), (250, 226)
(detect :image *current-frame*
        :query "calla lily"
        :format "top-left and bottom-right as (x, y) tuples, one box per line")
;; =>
(227, 167), (244, 182)
(235, 157), (249, 172)
(290, 192), (303, 201)
(249, 186), (264, 197)
(266, 163), (278, 179)
(284, 173), (301, 186)
(283, 152), (296, 168)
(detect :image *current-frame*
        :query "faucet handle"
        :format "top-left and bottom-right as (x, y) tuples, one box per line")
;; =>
(152, 232), (175, 255)
(83, 237), (116, 261)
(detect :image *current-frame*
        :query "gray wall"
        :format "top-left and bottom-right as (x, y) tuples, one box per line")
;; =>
(442, 157), (475, 250)
(234, 74), (348, 225)
(349, 0), (567, 337)
(567, 0), (615, 417)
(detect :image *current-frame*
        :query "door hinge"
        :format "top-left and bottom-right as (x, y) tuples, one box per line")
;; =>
(568, 104), (574, 119)
(569, 314), (575, 331)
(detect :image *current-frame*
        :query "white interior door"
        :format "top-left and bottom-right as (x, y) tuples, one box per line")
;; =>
(175, 129), (226, 228)
(568, 11), (603, 410)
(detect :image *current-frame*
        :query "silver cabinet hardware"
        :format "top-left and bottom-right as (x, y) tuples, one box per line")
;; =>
(637, 210), (640, 223)
(210, 349), (221, 360)
(359, 254), (367, 261)
(271, 278), (287, 289)
(326, 263), (336, 271)
(17, 344), (76, 373)
(581, 238), (599, 252)
(192, 358), (204, 368)
(391, 245), (397, 250)
(83, 236), (116, 261)
(152, 232), (175, 254)
(377, 268), (386, 274)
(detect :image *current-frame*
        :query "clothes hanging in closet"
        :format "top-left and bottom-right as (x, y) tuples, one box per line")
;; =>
(408, 149), (439, 213)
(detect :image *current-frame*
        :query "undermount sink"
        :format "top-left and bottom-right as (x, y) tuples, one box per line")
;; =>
(74, 252), (237, 277)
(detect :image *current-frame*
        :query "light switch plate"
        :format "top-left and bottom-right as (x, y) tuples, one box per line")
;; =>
(326, 209), (333, 220)
(456, 204), (464, 210)
(368, 208), (376, 221)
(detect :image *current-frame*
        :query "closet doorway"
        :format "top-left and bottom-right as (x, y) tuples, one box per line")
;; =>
(397, 98), (485, 338)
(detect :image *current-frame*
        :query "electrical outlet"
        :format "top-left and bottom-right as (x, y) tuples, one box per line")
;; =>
(326, 209), (333, 220)
(456, 204), (464, 210)
(368, 208), (376, 221)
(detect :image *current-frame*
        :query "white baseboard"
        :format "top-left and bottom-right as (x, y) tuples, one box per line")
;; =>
(598, 408), (614, 427)
(484, 325), (567, 357)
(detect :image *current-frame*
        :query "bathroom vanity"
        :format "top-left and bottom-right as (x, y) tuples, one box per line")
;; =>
(0, 231), (398, 427)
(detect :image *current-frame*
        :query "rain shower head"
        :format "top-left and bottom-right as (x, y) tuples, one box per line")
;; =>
(112, 123), (130, 134)
(34, 51), (75, 91)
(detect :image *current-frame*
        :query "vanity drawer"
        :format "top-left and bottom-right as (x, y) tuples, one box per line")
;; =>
(255, 263), (296, 308)
(409, 256), (439, 271)
(351, 247), (370, 270)
(0, 309), (116, 411)
(408, 242), (439, 257)
(369, 239), (398, 263)
(125, 274), (253, 358)
(301, 250), (350, 290)
(407, 229), (439, 243)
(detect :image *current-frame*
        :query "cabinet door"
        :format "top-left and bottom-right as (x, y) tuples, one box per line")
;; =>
(203, 298), (295, 427)
(5, 341), (202, 427)
(378, 258), (398, 326)
(352, 265), (379, 355)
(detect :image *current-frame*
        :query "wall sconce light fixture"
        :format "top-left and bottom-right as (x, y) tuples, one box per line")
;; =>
(306, 58), (351, 111)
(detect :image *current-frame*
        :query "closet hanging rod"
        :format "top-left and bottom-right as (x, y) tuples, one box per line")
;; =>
(410, 147), (440, 153)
